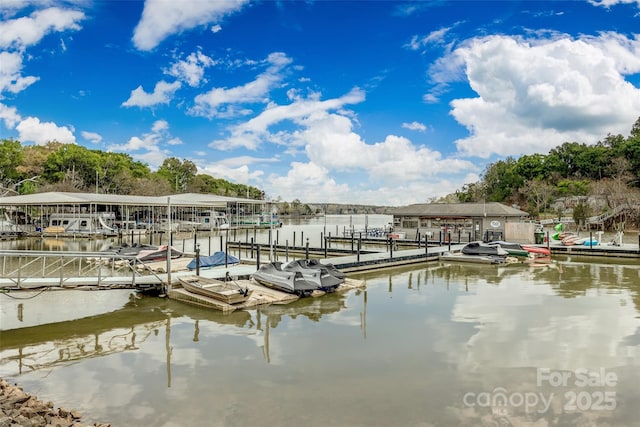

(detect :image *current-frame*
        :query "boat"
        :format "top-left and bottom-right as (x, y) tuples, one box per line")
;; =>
(109, 243), (158, 257)
(281, 259), (345, 291)
(0, 217), (26, 238)
(178, 274), (252, 304)
(294, 258), (347, 280)
(462, 241), (509, 258)
(135, 245), (183, 262)
(441, 241), (511, 264)
(44, 212), (117, 235)
(486, 241), (530, 258)
(251, 262), (321, 296)
(184, 210), (230, 231)
(520, 244), (551, 257)
(561, 234), (583, 246)
(187, 251), (240, 270)
(487, 241), (551, 258)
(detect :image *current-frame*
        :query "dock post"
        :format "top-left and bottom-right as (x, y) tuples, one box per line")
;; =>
(285, 240), (289, 261)
(130, 229), (134, 245)
(590, 231), (593, 248)
(351, 233), (354, 252)
(250, 237), (254, 258)
(357, 237), (361, 262)
(324, 236), (328, 258)
(293, 231), (296, 247)
(305, 238), (310, 260)
(220, 236), (223, 252)
(301, 231), (304, 245)
(208, 235), (211, 256)
(425, 235), (429, 255)
(389, 237), (393, 259)
(448, 232), (452, 251)
(225, 241), (229, 268)
(256, 245), (260, 269)
(195, 244), (200, 275)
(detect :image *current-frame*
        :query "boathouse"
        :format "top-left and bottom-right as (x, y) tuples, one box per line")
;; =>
(0, 191), (272, 235)
(390, 202), (533, 243)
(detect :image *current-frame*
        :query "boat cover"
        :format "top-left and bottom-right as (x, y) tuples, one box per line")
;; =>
(187, 251), (240, 269)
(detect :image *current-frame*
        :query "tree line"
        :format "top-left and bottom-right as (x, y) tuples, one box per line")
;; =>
(0, 141), (264, 199)
(452, 117), (640, 225)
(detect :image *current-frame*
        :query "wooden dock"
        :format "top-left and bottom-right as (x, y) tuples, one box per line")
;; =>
(168, 277), (366, 313)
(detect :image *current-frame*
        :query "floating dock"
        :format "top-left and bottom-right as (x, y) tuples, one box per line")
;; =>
(168, 277), (365, 313)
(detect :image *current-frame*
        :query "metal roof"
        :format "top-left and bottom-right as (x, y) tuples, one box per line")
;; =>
(0, 191), (264, 208)
(390, 202), (529, 217)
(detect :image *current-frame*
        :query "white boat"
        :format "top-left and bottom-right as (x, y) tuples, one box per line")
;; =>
(0, 216), (25, 238)
(44, 212), (116, 235)
(184, 210), (230, 230)
(178, 274), (252, 305)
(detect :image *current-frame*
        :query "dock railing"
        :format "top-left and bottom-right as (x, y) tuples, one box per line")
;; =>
(0, 250), (164, 289)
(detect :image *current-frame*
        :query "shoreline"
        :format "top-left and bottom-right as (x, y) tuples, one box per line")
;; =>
(0, 378), (110, 427)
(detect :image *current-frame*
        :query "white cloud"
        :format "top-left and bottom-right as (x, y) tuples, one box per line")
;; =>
(199, 160), (264, 186)
(192, 52), (292, 118)
(267, 162), (350, 201)
(0, 102), (21, 129)
(588, 0), (640, 8)
(0, 6), (84, 50)
(108, 119), (176, 169)
(402, 121), (427, 132)
(132, 0), (249, 51)
(430, 33), (640, 158)
(81, 131), (102, 144)
(16, 116), (75, 145)
(0, 49), (39, 97)
(0, 6), (83, 98)
(203, 86), (476, 204)
(208, 87), (365, 151)
(122, 80), (182, 108)
(166, 51), (216, 87)
(405, 26), (455, 51)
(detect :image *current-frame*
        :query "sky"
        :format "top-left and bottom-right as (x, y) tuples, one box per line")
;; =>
(1, 0), (640, 206)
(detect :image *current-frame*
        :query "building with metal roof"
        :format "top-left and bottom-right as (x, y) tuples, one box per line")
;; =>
(390, 202), (534, 243)
(0, 191), (270, 232)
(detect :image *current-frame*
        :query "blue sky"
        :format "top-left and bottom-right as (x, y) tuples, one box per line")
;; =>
(1, 0), (639, 206)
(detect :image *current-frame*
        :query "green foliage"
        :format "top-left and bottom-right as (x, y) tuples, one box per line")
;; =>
(0, 139), (24, 182)
(0, 140), (264, 199)
(481, 157), (524, 202)
(556, 179), (590, 197)
(157, 157), (197, 192)
(514, 153), (547, 181)
(572, 199), (591, 228)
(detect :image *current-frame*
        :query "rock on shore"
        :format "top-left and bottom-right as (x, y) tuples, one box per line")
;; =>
(0, 378), (110, 427)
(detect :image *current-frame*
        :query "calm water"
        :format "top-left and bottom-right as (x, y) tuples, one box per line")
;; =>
(1, 216), (640, 426)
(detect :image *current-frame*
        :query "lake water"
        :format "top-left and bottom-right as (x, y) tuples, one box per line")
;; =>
(1, 216), (639, 426)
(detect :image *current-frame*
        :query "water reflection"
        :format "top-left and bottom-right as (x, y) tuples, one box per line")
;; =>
(0, 259), (638, 426)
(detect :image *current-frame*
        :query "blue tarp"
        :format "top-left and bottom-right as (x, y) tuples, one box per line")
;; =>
(187, 251), (240, 270)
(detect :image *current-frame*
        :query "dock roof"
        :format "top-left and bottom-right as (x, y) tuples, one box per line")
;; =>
(390, 202), (529, 217)
(0, 191), (264, 208)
